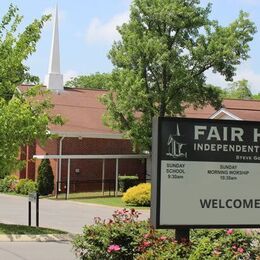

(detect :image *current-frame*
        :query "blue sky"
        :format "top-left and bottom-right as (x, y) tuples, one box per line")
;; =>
(1, 0), (260, 92)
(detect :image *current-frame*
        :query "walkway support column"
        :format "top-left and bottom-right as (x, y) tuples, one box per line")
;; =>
(102, 159), (105, 195)
(115, 159), (119, 196)
(55, 159), (59, 198)
(66, 158), (71, 200)
(58, 136), (65, 191)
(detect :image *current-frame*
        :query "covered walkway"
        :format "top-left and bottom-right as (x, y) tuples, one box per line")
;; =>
(33, 154), (150, 199)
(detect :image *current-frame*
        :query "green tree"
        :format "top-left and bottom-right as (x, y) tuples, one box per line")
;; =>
(65, 72), (111, 90)
(101, 0), (256, 151)
(252, 93), (260, 100)
(223, 79), (253, 99)
(37, 158), (54, 195)
(0, 5), (62, 177)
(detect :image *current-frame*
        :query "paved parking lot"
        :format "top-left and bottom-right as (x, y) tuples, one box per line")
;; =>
(0, 193), (149, 234)
(0, 193), (149, 259)
(0, 241), (76, 260)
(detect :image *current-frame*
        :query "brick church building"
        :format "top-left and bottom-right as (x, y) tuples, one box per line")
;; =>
(17, 7), (147, 196)
(17, 6), (260, 196)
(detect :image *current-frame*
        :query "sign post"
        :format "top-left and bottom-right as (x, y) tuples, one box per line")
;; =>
(28, 199), (31, 226)
(151, 117), (260, 242)
(28, 192), (39, 227)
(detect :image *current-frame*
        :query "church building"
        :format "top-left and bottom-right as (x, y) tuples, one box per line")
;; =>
(17, 6), (147, 196)
(17, 6), (260, 197)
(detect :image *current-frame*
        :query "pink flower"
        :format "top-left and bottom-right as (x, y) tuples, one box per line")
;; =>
(159, 236), (167, 241)
(118, 209), (125, 214)
(107, 244), (121, 253)
(232, 245), (237, 250)
(226, 229), (233, 235)
(143, 241), (151, 247)
(143, 233), (150, 239)
(237, 247), (244, 254)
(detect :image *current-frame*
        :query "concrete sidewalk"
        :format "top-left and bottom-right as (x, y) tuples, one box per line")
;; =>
(0, 193), (149, 234)
(0, 233), (74, 242)
(0, 241), (76, 260)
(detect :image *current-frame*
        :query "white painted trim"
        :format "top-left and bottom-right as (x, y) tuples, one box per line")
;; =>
(50, 130), (124, 139)
(209, 108), (242, 120)
(16, 86), (22, 94)
(33, 154), (149, 160)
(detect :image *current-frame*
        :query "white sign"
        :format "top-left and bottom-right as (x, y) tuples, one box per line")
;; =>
(151, 117), (260, 228)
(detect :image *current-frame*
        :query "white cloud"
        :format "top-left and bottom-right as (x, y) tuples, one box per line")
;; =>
(234, 66), (260, 94)
(63, 70), (78, 84)
(85, 11), (129, 44)
(205, 63), (260, 93)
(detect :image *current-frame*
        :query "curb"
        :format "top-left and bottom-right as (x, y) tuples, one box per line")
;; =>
(0, 233), (75, 242)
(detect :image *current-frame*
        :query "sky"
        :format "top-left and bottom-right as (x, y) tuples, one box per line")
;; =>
(1, 0), (260, 92)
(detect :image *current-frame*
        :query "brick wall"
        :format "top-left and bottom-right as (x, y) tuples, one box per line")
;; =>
(30, 137), (146, 193)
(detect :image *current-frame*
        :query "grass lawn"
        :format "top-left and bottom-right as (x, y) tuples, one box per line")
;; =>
(74, 196), (150, 210)
(0, 223), (67, 235)
(1, 191), (150, 210)
(51, 192), (150, 210)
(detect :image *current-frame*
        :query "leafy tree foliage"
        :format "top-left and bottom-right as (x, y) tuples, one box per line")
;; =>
(252, 93), (260, 100)
(0, 5), (62, 177)
(101, 0), (256, 151)
(65, 73), (111, 90)
(37, 158), (54, 195)
(223, 79), (253, 99)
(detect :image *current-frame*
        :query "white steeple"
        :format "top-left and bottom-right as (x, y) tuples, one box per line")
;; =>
(45, 4), (63, 91)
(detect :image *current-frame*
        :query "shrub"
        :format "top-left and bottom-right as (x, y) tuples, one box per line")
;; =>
(190, 229), (260, 259)
(24, 180), (37, 195)
(136, 233), (191, 260)
(137, 229), (260, 259)
(73, 210), (260, 260)
(37, 158), (54, 195)
(73, 209), (153, 260)
(16, 179), (37, 195)
(122, 183), (151, 206)
(0, 175), (18, 192)
(118, 175), (139, 192)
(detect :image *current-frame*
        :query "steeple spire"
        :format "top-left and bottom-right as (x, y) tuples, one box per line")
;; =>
(45, 4), (63, 91)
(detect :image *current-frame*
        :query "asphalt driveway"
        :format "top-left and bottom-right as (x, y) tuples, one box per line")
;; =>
(0, 193), (149, 234)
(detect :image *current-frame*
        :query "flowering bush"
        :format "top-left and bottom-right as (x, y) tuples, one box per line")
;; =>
(0, 175), (37, 195)
(0, 175), (18, 192)
(190, 229), (260, 259)
(122, 183), (151, 206)
(73, 208), (153, 260)
(73, 209), (260, 260)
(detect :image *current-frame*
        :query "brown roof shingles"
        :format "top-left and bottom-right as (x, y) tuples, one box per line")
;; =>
(18, 85), (260, 134)
(184, 104), (216, 119)
(185, 99), (260, 121)
(49, 88), (116, 134)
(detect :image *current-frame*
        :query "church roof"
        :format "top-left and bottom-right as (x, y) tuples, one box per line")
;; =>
(49, 88), (114, 134)
(185, 99), (260, 121)
(19, 85), (121, 138)
(18, 85), (260, 137)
